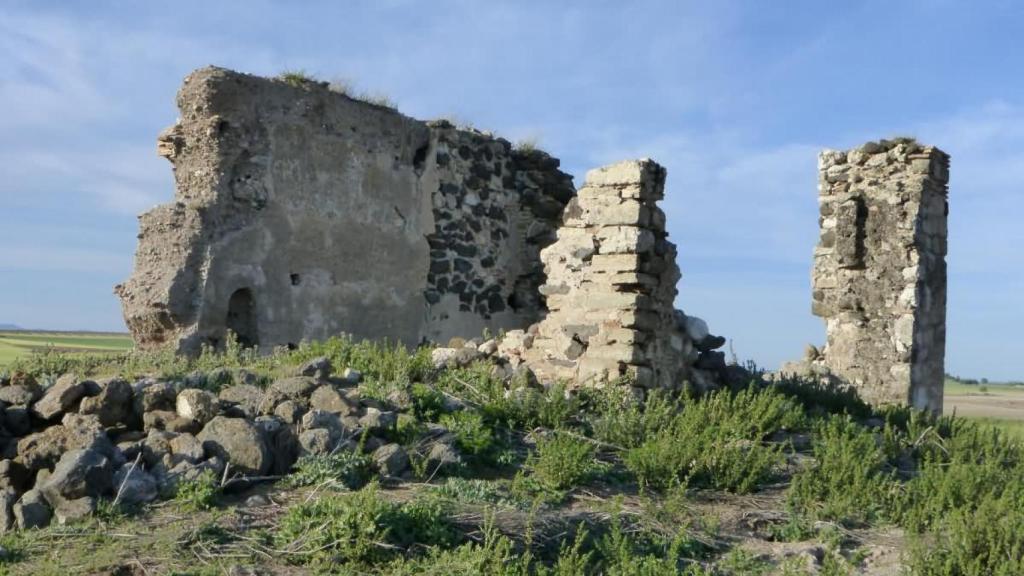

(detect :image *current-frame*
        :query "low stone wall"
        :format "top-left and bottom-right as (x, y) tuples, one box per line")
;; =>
(810, 139), (949, 411)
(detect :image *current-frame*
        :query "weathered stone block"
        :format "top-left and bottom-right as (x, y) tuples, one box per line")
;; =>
(596, 226), (655, 255)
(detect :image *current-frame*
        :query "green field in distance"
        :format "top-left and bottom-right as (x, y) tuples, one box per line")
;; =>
(0, 331), (133, 367)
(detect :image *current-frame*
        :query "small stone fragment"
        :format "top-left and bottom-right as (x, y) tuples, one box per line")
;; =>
(176, 388), (219, 425)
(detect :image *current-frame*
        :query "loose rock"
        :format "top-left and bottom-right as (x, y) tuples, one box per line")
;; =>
(176, 388), (219, 425)
(372, 443), (409, 477)
(112, 463), (158, 505)
(309, 385), (357, 416)
(79, 378), (133, 427)
(197, 417), (272, 476)
(13, 489), (51, 530)
(32, 374), (89, 421)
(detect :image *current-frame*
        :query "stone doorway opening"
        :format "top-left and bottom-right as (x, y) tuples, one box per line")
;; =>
(226, 288), (259, 348)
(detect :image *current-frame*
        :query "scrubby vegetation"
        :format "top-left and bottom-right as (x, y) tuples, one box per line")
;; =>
(1, 335), (1022, 574)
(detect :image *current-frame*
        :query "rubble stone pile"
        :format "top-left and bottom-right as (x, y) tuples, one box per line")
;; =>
(0, 360), (468, 532)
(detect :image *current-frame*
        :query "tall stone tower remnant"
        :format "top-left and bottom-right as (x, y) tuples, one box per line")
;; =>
(520, 159), (698, 389)
(812, 139), (949, 412)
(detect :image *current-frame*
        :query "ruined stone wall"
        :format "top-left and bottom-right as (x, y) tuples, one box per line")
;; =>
(812, 140), (949, 411)
(421, 122), (573, 344)
(117, 67), (573, 353)
(519, 160), (697, 389)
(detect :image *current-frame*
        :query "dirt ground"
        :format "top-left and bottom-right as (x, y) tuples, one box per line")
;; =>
(944, 383), (1024, 419)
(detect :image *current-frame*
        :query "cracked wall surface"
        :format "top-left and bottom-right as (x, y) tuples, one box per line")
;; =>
(812, 139), (949, 412)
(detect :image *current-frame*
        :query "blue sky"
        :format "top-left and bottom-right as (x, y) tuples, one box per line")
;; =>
(1, 1), (1022, 380)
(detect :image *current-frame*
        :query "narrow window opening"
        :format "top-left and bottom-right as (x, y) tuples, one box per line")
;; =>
(290, 273), (301, 286)
(413, 141), (429, 174)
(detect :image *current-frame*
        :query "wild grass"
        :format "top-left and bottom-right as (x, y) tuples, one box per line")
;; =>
(514, 137), (541, 153)
(6, 335), (1024, 574)
(286, 451), (374, 491)
(173, 470), (221, 512)
(275, 483), (456, 567)
(621, 387), (802, 493)
(278, 69), (316, 87)
(786, 416), (896, 526)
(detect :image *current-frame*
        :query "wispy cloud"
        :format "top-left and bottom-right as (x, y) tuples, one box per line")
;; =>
(0, 11), (108, 130)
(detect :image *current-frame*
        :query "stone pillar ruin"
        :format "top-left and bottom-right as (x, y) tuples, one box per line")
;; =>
(522, 159), (692, 389)
(812, 139), (949, 412)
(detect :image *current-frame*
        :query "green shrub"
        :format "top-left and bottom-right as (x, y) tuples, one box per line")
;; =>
(622, 387), (797, 493)
(411, 382), (446, 421)
(787, 416), (896, 526)
(293, 337), (433, 400)
(391, 412), (428, 445)
(527, 432), (599, 492)
(586, 387), (678, 449)
(389, 495), (459, 549)
(442, 411), (496, 458)
(716, 548), (773, 575)
(765, 515), (817, 542)
(894, 419), (1024, 533)
(436, 363), (577, 430)
(700, 438), (786, 494)
(429, 477), (520, 508)
(279, 69), (316, 86)
(6, 334), (433, 387)
(774, 376), (872, 419)
(906, 490), (1024, 575)
(627, 433), (783, 494)
(174, 470), (220, 511)
(372, 511), (533, 575)
(285, 451), (373, 490)
(594, 510), (710, 575)
(275, 484), (455, 566)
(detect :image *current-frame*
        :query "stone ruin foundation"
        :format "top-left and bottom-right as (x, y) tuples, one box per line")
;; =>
(807, 139), (949, 412)
(117, 67), (952, 403)
(116, 67), (574, 355)
(117, 67), (727, 390)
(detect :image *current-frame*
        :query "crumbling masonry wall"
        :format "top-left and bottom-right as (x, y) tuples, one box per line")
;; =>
(520, 160), (697, 389)
(812, 140), (949, 412)
(116, 67), (573, 353)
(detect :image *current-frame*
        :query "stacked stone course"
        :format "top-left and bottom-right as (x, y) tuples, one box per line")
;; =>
(521, 160), (696, 389)
(811, 139), (949, 412)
